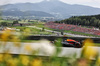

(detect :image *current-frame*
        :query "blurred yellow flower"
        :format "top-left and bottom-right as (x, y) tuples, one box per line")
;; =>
(4, 54), (12, 60)
(0, 54), (3, 63)
(4, 54), (18, 66)
(82, 39), (98, 59)
(7, 58), (18, 66)
(24, 44), (32, 51)
(84, 47), (97, 59)
(83, 39), (94, 46)
(30, 58), (42, 66)
(13, 58), (19, 65)
(1, 30), (11, 41)
(96, 57), (100, 66)
(21, 56), (29, 66)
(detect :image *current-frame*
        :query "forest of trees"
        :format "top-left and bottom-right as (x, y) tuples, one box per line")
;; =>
(55, 14), (100, 28)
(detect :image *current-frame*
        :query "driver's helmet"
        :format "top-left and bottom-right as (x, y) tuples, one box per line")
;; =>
(67, 39), (76, 42)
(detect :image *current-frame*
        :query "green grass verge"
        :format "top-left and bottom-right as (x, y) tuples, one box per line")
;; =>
(21, 40), (38, 42)
(12, 26), (55, 35)
(64, 30), (100, 38)
(0, 20), (13, 23)
(94, 43), (100, 46)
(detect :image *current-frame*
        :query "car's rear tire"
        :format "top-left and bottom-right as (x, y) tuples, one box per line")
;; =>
(74, 43), (81, 48)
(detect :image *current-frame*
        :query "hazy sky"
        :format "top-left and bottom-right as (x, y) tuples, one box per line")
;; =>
(0, 0), (100, 8)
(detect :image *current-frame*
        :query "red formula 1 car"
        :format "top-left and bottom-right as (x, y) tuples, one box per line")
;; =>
(61, 39), (82, 48)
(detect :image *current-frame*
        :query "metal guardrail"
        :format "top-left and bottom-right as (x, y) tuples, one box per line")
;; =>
(26, 36), (100, 43)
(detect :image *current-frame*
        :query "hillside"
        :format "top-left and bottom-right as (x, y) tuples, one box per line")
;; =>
(1, 0), (100, 18)
(2, 10), (54, 17)
(56, 14), (100, 28)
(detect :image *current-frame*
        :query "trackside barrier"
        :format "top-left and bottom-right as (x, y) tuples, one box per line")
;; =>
(26, 36), (100, 43)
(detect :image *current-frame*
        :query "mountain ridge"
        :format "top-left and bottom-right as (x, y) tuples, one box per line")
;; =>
(2, 10), (54, 17)
(1, 0), (100, 18)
